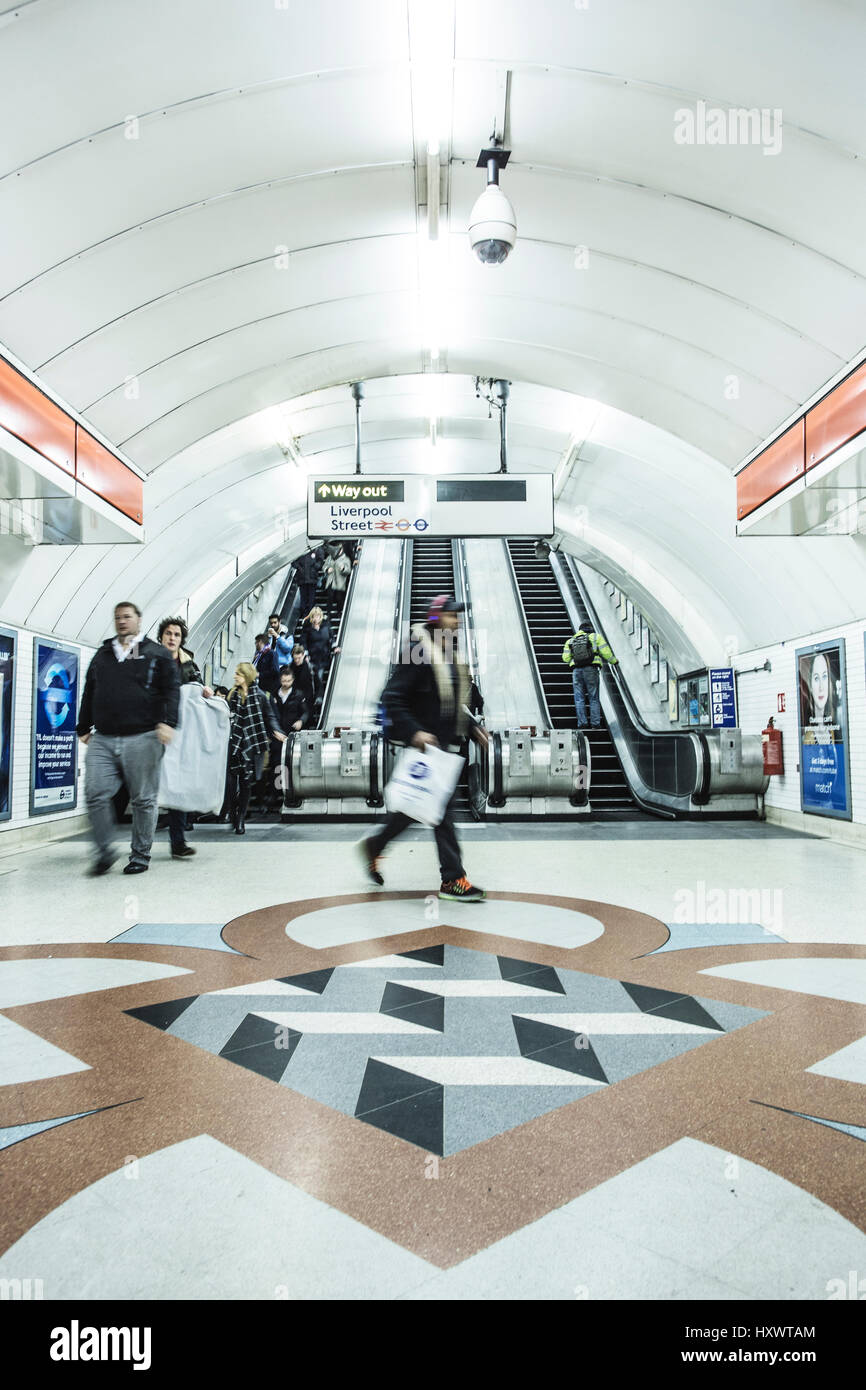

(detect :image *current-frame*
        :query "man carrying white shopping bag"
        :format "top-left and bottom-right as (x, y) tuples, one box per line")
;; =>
(358, 594), (487, 902)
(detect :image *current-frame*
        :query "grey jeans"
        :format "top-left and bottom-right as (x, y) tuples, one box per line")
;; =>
(85, 730), (164, 866)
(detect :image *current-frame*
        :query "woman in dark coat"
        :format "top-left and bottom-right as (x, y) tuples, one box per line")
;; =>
(301, 606), (334, 703)
(226, 662), (285, 834)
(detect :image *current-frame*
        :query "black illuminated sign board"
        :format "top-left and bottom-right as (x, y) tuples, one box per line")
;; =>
(436, 480), (527, 503)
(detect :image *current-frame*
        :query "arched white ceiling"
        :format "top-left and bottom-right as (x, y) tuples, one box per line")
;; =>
(1, 0), (865, 655)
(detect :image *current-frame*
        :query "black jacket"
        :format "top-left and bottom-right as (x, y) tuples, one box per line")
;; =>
(303, 620), (331, 666)
(175, 649), (203, 685)
(271, 687), (308, 734)
(290, 658), (316, 709)
(77, 637), (180, 737)
(294, 550), (321, 584)
(380, 625), (471, 748)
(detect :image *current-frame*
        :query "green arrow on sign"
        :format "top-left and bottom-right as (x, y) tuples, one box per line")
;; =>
(319, 485), (330, 497)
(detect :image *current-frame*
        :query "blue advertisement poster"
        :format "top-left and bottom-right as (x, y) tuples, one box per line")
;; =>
(0, 625), (16, 822)
(709, 668), (737, 728)
(31, 639), (79, 815)
(796, 639), (851, 820)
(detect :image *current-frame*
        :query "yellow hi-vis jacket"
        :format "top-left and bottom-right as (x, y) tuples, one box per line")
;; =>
(562, 630), (618, 668)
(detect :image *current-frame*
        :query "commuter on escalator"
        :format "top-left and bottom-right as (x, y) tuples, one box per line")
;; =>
(266, 612), (294, 669)
(358, 594), (487, 902)
(252, 634), (279, 697)
(321, 542), (351, 624)
(266, 666), (308, 810)
(562, 626), (618, 729)
(226, 662), (286, 834)
(294, 546), (322, 622)
(301, 606), (334, 705)
(290, 643), (317, 715)
(272, 666), (308, 734)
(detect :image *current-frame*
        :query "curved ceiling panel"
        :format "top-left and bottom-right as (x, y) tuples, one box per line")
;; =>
(1, 0), (865, 660)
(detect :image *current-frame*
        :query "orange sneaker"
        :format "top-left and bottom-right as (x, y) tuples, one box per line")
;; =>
(438, 876), (485, 902)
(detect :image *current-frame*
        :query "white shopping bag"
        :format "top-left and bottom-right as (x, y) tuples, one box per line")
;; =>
(159, 685), (230, 814)
(384, 744), (463, 827)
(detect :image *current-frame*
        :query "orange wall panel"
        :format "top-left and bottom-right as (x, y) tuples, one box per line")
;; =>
(805, 359), (866, 470)
(737, 419), (805, 520)
(0, 356), (75, 474)
(75, 426), (143, 524)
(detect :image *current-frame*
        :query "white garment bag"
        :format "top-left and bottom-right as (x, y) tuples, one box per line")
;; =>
(159, 685), (230, 814)
(384, 744), (464, 827)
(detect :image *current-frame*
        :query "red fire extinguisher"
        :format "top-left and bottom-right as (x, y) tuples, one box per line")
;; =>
(762, 717), (783, 775)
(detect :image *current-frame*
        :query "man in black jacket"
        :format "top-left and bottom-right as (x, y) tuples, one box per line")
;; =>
(358, 595), (486, 902)
(294, 545), (322, 619)
(77, 601), (180, 876)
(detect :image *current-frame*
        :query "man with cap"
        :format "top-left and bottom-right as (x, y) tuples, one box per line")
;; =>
(358, 594), (487, 902)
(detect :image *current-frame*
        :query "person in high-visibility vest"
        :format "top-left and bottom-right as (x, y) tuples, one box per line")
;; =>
(562, 628), (618, 729)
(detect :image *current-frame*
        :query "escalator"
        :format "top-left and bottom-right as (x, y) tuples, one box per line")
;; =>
(506, 539), (634, 811)
(408, 538), (471, 817)
(309, 542), (360, 730)
(409, 538), (455, 622)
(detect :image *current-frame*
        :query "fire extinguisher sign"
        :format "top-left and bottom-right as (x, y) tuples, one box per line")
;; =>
(777, 692), (786, 713)
(708, 668), (737, 728)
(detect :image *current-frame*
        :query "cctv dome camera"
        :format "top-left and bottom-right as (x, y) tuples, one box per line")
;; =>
(469, 146), (517, 264)
(469, 183), (517, 264)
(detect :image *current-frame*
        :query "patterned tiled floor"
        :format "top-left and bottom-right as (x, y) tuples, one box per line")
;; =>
(127, 944), (766, 1155)
(2, 883), (865, 1299)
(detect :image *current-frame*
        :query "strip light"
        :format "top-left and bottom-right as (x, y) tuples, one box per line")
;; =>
(409, 0), (455, 364)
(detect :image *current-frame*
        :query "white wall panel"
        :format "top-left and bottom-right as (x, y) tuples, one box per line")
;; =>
(0, 71), (413, 296)
(449, 164), (866, 362)
(0, 0), (409, 172)
(41, 237), (420, 409)
(735, 617), (866, 827)
(455, 0), (866, 153)
(87, 292), (419, 445)
(0, 167), (417, 367)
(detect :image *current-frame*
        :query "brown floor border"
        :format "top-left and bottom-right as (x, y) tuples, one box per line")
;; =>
(1, 892), (865, 1266)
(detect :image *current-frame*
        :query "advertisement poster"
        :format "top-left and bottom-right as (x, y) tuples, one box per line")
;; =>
(0, 625), (16, 821)
(30, 639), (79, 815)
(797, 639), (851, 819)
(709, 668), (737, 728)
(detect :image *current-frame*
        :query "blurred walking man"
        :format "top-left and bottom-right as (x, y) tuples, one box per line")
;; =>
(77, 602), (180, 876)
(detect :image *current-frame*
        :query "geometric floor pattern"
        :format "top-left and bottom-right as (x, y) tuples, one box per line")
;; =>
(126, 943), (767, 1156)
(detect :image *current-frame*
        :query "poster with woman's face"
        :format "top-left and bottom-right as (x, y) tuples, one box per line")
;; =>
(796, 640), (850, 819)
(0, 626), (16, 821)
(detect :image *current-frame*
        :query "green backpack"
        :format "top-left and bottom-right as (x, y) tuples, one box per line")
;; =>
(569, 632), (594, 668)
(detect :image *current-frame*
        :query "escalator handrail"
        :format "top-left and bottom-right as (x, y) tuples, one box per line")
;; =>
(318, 539), (364, 730)
(501, 540), (555, 729)
(552, 552), (706, 807)
(556, 553), (688, 743)
(451, 539), (480, 690)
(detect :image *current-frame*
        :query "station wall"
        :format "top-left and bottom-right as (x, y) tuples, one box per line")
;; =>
(734, 616), (866, 843)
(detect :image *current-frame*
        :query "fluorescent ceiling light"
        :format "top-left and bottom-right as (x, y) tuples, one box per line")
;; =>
(408, 0), (455, 157)
(418, 234), (448, 363)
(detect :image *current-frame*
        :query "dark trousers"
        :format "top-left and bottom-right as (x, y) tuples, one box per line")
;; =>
(167, 809), (187, 850)
(229, 774), (253, 826)
(299, 581), (317, 617)
(367, 785), (465, 883)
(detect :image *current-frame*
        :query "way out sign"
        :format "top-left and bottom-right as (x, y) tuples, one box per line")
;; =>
(307, 474), (554, 539)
